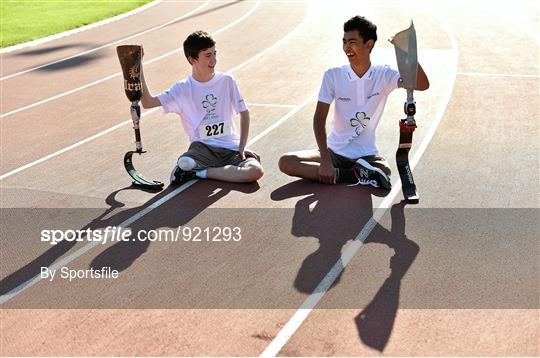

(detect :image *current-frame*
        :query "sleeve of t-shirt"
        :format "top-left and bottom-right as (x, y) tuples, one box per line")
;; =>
(318, 69), (335, 104)
(383, 65), (402, 94)
(157, 83), (182, 114)
(229, 76), (248, 114)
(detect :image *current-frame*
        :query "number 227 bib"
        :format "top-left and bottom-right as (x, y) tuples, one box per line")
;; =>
(198, 120), (233, 140)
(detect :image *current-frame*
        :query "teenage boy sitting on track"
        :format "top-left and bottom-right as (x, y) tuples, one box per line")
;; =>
(279, 16), (429, 189)
(139, 31), (264, 185)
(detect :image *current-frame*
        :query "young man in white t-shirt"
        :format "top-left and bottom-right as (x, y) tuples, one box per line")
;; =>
(279, 16), (429, 189)
(139, 31), (264, 185)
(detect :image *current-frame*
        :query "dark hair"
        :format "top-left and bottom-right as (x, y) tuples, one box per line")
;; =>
(183, 31), (216, 63)
(343, 16), (377, 43)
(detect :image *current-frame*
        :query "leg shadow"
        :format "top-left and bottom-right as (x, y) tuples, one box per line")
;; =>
(355, 201), (420, 351)
(0, 180), (259, 296)
(0, 186), (133, 295)
(271, 179), (376, 294)
(90, 180), (260, 272)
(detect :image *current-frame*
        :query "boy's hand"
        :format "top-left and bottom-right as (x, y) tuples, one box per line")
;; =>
(318, 156), (336, 184)
(240, 149), (261, 162)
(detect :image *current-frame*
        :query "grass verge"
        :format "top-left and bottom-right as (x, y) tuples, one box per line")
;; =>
(1, 0), (153, 48)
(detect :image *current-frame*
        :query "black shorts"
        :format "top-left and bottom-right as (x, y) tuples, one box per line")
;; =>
(328, 149), (391, 176)
(181, 141), (257, 170)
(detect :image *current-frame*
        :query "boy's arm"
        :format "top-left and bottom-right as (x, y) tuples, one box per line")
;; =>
(139, 47), (161, 108)
(238, 110), (253, 159)
(313, 101), (335, 184)
(140, 65), (162, 108)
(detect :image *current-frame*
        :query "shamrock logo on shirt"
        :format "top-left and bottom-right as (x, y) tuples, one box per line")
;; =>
(350, 111), (370, 138)
(202, 94), (218, 113)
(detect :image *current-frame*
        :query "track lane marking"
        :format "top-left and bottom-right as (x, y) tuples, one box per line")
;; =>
(260, 14), (459, 358)
(0, 179), (197, 302)
(0, 109), (155, 180)
(1, 0), (257, 118)
(457, 71), (539, 78)
(0, 0), (163, 55)
(0, 0), (314, 304)
(0, 94), (315, 305)
(0, 0), (304, 117)
(0, 0), (210, 80)
(0, 0), (312, 180)
(0, 0), (262, 180)
(246, 103), (297, 108)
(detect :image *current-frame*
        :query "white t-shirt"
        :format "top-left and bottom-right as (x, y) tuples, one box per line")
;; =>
(318, 64), (401, 158)
(158, 72), (247, 150)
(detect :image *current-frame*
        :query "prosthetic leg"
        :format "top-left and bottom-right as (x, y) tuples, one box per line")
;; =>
(396, 90), (419, 203)
(117, 45), (163, 190)
(392, 21), (419, 204)
(123, 101), (164, 189)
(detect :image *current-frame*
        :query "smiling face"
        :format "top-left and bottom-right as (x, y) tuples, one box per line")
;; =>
(190, 46), (217, 77)
(343, 30), (373, 65)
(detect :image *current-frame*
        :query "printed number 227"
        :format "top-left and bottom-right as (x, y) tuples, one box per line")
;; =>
(206, 123), (224, 137)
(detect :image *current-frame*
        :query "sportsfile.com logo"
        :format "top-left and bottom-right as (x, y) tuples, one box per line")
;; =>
(40, 226), (242, 246)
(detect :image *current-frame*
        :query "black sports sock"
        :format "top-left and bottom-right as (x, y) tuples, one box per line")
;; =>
(336, 167), (357, 183)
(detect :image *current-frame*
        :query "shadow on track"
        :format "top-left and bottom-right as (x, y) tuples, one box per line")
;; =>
(271, 180), (379, 293)
(354, 201), (419, 352)
(272, 180), (419, 352)
(0, 185), (138, 296)
(14, 43), (94, 57)
(0, 180), (259, 297)
(90, 179), (259, 272)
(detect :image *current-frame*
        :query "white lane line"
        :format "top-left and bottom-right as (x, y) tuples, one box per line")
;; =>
(0, 0), (256, 119)
(260, 15), (460, 358)
(0, 0), (313, 119)
(0, 0), (163, 55)
(457, 71), (539, 78)
(0, 0), (210, 80)
(0, 72), (124, 118)
(0, 94), (315, 305)
(249, 95), (315, 144)
(0, 0), (313, 180)
(0, 91), (298, 182)
(0, 1), (312, 303)
(0, 179), (197, 303)
(0, 109), (158, 180)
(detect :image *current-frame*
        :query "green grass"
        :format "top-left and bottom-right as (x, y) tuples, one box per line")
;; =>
(0, 0), (153, 48)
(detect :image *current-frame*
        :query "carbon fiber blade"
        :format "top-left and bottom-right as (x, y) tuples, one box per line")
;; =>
(124, 151), (164, 189)
(392, 21), (418, 90)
